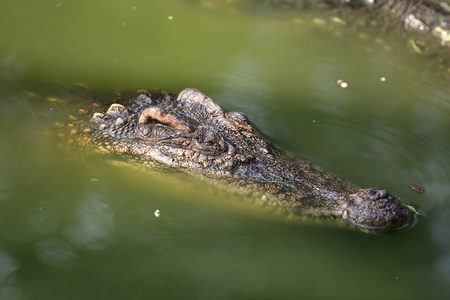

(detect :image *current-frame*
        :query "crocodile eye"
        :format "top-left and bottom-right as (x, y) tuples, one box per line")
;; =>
(137, 123), (176, 139)
(192, 127), (226, 152)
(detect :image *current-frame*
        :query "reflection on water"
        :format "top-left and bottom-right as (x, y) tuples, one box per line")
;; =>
(432, 206), (450, 295)
(434, 255), (450, 295)
(0, 49), (27, 83)
(30, 192), (115, 267)
(216, 57), (286, 139)
(28, 205), (59, 236)
(63, 194), (114, 251)
(0, 251), (21, 300)
(35, 239), (77, 269)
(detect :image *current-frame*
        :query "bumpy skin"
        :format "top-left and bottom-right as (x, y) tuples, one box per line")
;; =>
(72, 88), (411, 232)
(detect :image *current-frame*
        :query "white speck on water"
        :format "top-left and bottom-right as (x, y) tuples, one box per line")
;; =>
(154, 210), (160, 217)
(312, 120), (316, 123)
(132, 6), (137, 10)
(168, 16), (173, 20)
(380, 77), (386, 82)
(337, 79), (348, 88)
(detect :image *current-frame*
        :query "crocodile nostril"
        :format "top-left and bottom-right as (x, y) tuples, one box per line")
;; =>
(368, 189), (378, 197)
(377, 189), (389, 199)
(367, 188), (390, 199)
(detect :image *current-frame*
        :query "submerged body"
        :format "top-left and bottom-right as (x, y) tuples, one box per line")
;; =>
(68, 88), (411, 232)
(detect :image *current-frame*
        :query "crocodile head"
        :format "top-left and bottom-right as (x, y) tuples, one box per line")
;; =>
(90, 88), (257, 175)
(83, 88), (412, 232)
(341, 188), (411, 231)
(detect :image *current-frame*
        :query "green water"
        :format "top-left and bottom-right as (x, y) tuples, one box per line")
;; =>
(1, 1), (450, 299)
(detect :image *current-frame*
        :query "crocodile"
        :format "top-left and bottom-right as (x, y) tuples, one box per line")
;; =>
(66, 88), (412, 232)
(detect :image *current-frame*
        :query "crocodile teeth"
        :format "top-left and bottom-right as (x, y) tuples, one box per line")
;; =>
(342, 210), (348, 220)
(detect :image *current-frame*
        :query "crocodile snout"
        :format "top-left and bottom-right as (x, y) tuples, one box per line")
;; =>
(366, 188), (392, 201)
(344, 188), (411, 231)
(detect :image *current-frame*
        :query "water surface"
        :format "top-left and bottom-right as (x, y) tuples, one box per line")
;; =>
(1, 1), (449, 299)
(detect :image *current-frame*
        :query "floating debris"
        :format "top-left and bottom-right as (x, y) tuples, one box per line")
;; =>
(168, 16), (173, 20)
(154, 209), (160, 217)
(313, 18), (325, 26)
(410, 185), (425, 193)
(25, 91), (38, 98)
(331, 17), (346, 25)
(46, 97), (63, 103)
(380, 77), (386, 82)
(337, 79), (349, 88)
(405, 204), (423, 216)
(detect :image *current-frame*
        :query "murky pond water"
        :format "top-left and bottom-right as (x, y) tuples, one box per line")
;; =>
(1, 0), (449, 299)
